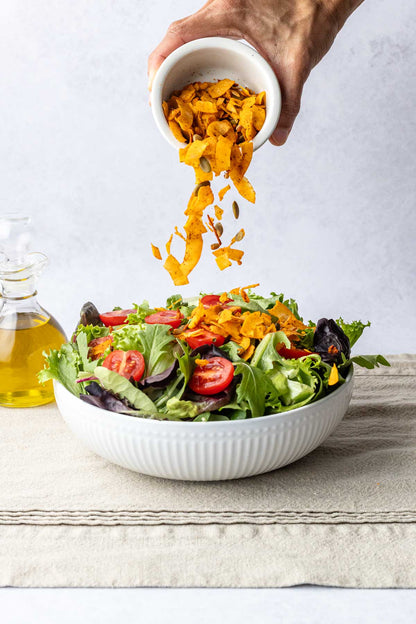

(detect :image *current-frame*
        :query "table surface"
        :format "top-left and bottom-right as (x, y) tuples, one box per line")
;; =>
(2, 587), (416, 623)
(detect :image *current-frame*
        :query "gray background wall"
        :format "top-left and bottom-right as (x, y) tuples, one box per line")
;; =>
(1, 0), (415, 353)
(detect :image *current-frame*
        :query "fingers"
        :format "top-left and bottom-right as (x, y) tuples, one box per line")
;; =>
(269, 88), (302, 146)
(148, 3), (240, 89)
(268, 58), (307, 146)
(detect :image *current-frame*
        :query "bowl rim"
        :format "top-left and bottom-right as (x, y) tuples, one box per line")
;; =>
(150, 36), (282, 151)
(54, 366), (353, 428)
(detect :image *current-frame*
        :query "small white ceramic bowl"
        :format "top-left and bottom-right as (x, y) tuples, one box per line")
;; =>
(54, 369), (353, 481)
(151, 37), (281, 151)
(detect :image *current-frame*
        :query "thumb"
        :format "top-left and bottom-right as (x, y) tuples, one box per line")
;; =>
(148, 4), (240, 90)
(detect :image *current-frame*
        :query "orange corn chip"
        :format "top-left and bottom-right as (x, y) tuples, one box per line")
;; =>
(180, 138), (210, 166)
(164, 254), (188, 286)
(208, 79), (235, 98)
(169, 119), (187, 143)
(255, 91), (266, 105)
(214, 205), (223, 220)
(207, 120), (235, 140)
(176, 99), (194, 131)
(242, 95), (256, 109)
(213, 245), (244, 271)
(215, 135), (233, 173)
(151, 244), (162, 260)
(218, 184), (230, 201)
(252, 105), (266, 132)
(166, 234), (173, 255)
(194, 101), (218, 114)
(180, 84), (196, 102)
(232, 175), (256, 203)
(239, 106), (255, 140)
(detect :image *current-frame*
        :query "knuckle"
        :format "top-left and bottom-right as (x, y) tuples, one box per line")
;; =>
(167, 18), (187, 36)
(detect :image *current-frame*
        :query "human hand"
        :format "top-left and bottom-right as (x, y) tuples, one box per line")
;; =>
(148, 0), (363, 145)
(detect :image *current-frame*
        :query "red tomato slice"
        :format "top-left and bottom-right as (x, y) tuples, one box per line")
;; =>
(144, 310), (184, 329)
(99, 309), (135, 326)
(102, 350), (145, 381)
(277, 345), (312, 359)
(182, 329), (225, 350)
(189, 356), (234, 396)
(201, 295), (232, 307)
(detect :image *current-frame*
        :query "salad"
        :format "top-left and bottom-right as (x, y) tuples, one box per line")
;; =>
(39, 287), (389, 422)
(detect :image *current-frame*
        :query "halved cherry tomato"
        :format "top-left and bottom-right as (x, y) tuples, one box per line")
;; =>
(88, 335), (113, 360)
(277, 345), (313, 359)
(182, 329), (225, 350)
(99, 309), (135, 327)
(144, 310), (184, 329)
(189, 356), (234, 396)
(200, 294), (232, 307)
(102, 350), (145, 381)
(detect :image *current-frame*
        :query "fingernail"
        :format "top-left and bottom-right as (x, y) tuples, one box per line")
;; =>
(270, 128), (289, 146)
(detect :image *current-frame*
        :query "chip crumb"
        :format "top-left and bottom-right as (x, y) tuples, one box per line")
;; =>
(151, 244), (162, 261)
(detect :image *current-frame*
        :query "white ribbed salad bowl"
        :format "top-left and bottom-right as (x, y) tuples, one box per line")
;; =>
(54, 369), (353, 481)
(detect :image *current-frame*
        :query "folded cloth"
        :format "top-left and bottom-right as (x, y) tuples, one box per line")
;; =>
(0, 354), (415, 587)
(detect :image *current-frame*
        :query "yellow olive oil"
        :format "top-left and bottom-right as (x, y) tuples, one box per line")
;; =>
(0, 312), (66, 407)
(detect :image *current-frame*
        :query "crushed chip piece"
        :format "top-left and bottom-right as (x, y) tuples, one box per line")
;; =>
(208, 79), (235, 98)
(218, 185), (230, 201)
(214, 204), (224, 220)
(151, 244), (162, 260)
(169, 119), (187, 143)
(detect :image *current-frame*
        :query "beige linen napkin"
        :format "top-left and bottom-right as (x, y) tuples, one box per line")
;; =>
(0, 354), (415, 587)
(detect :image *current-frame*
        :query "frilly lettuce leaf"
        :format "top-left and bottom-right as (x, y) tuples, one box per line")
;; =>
(38, 343), (82, 396)
(112, 323), (176, 376)
(336, 318), (371, 347)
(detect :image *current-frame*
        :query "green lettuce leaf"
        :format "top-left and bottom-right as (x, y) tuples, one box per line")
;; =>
(193, 412), (229, 422)
(94, 366), (157, 413)
(336, 318), (371, 347)
(250, 331), (290, 371)
(137, 324), (177, 376)
(344, 354), (390, 369)
(38, 343), (82, 396)
(154, 343), (195, 411)
(126, 300), (156, 325)
(220, 341), (244, 362)
(76, 333), (98, 373)
(165, 294), (196, 319)
(112, 324), (176, 376)
(75, 324), (109, 343)
(234, 362), (279, 418)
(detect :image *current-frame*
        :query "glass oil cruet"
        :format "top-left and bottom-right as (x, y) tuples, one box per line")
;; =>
(0, 215), (66, 407)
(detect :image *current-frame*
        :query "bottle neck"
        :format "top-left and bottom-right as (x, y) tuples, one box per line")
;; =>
(1, 276), (38, 300)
